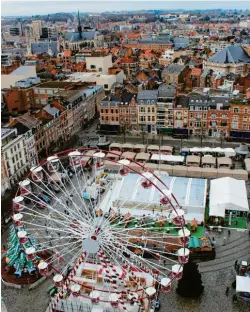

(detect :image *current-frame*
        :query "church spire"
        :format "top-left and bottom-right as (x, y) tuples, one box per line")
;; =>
(77, 10), (82, 38)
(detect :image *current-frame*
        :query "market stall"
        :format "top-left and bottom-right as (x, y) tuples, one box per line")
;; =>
(121, 151), (136, 160)
(187, 167), (202, 178)
(150, 154), (185, 165)
(232, 169), (248, 181)
(186, 155), (200, 167)
(133, 144), (146, 153)
(160, 146), (173, 155)
(109, 143), (122, 152)
(135, 152), (151, 163)
(122, 143), (134, 152)
(172, 165), (187, 177)
(105, 152), (122, 161)
(147, 145), (160, 154)
(201, 168), (218, 179)
(217, 157), (232, 169)
(201, 155), (216, 168)
(244, 158), (250, 174)
(217, 168), (233, 178)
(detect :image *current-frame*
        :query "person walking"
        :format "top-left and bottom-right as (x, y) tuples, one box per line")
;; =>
(222, 236), (227, 246)
(211, 237), (216, 247)
(225, 287), (229, 296)
(228, 229), (231, 236)
(234, 260), (238, 270)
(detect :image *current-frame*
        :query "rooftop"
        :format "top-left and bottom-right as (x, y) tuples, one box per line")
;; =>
(162, 64), (186, 75)
(137, 90), (158, 101)
(158, 84), (176, 98)
(37, 81), (74, 89)
(208, 44), (250, 64)
(1, 128), (16, 139)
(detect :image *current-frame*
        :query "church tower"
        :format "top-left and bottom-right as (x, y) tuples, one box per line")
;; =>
(77, 10), (82, 39)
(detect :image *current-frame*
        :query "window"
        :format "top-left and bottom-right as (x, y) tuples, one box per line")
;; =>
(221, 121), (227, 127)
(152, 116), (155, 121)
(105, 109), (108, 114)
(190, 113), (193, 118)
(244, 108), (248, 114)
(233, 116), (238, 121)
(189, 122), (193, 127)
(101, 109), (104, 113)
(47, 90), (53, 95)
(90, 65), (96, 69)
(12, 157), (15, 163)
(210, 120), (217, 127)
(221, 114), (228, 118)
(148, 116), (151, 121)
(152, 107), (155, 113)
(203, 113), (207, 119)
(243, 124), (247, 130)
(40, 89), (46, 94)
(111, 109), (113, 114)
(243, 116), (247, 122)
(41, 99), (47, 105)
(116, 117), (118, 121)
(36, 99), (40, 104)
(99, 68), (102, 72)
(190, 106), (193, 110)
(104, 84), (109, 89)
(231, 122), (238, 129)
(234, 108), (239, 113)
(211, 114), (217, 118)
(148, 107), (150, 113)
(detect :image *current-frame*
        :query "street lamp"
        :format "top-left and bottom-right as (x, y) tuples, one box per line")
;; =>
(196, 116), (206, 148)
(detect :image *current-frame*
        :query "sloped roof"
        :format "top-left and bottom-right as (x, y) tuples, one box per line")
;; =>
(43, 104), (60, 116)
(208, 44), (250, 64)
(162, 64), (186, 75)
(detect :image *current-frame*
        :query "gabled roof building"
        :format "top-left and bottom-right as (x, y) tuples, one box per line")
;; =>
(203, 44), (250, 75)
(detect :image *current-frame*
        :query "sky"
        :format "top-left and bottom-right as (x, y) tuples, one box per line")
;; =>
(1, 0), (250, 16)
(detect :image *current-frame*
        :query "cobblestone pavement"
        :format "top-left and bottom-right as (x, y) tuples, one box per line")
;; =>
(2, 229), (250, 312)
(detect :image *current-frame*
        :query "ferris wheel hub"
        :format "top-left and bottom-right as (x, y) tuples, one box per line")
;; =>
(83, 237), (100, 254)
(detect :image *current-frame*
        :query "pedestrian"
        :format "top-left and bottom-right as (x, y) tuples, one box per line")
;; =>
(225, 287), (229, 296)
(228, 229), (231, 236)
(66, 200), (69, 207)
(222, 237), (227, 246)
(211, 237), (216, 247)
(234, 260), (238, 270)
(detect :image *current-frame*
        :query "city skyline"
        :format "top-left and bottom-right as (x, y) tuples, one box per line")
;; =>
(2, 0), (250, 16)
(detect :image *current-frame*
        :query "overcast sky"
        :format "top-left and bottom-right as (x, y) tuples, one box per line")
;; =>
(2, 1), (250, 16)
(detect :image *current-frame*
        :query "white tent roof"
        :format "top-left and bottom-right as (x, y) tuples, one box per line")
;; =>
(236, 276), (250, 293)
(151, 154), (184, 162)
(209, 177), (249, 217)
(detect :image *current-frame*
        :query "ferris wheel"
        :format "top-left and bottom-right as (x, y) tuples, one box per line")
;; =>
(11, 148), (190, 312)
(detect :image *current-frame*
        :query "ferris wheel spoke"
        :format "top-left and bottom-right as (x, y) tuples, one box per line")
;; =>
(101, 241), (155, 296)
(56, 158), (94, 222)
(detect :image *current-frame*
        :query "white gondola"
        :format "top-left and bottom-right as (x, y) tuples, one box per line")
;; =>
(13, 196), (24, 212)
(47, 156), (60, 172)
(118, 159), (131, 176)
(110, 293), (119, 307)
(145, 286), (157, 297)
(172, 209), (185, 226)
(68, 151), (82, 167)
(19, 180), (31, 196)
(93, 152), (105, 169)
(89, 291), (101, 304)
(30, 166), (43, 182)
(172, 264), (183, 280)
(13, 213), (24, 227)
(178, 248), (190, 264)
(178, 228), (190, 245)
(141, 171), (153, 188)
(160, 277), (171, 292)
(17, 231), (28, 244)
(53, 274), (64, 287)
(70, 284), (81, 296)
(25, 247), (36, 261)
(38, 261), (49, 275)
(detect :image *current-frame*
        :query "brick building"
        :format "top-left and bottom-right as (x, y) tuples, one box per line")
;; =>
(230, 98), (250, 139)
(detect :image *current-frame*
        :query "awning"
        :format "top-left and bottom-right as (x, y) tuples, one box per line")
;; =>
(236, 276), (250, 293)
(151, 154), (184, 162)
(188, 237), (202, 248)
